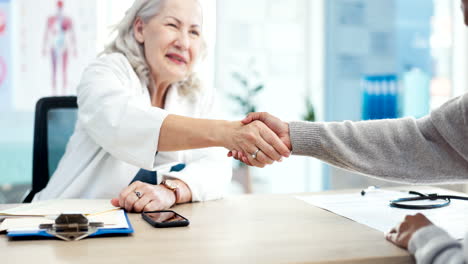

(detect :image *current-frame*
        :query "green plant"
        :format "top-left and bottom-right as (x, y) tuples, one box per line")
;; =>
(303, 97), (316, 122)
(227, 68), (264, 168)
(228, 71), (264, 116)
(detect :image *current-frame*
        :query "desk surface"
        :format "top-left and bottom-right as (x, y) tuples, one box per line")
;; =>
(0, 192), (413, 264)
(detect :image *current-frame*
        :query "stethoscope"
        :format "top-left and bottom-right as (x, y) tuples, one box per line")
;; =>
(389, 191), (468, 209)
(361, 188), (468, 209)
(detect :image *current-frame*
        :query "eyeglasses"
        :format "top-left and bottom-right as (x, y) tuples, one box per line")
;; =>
(389, 191), (468, 210)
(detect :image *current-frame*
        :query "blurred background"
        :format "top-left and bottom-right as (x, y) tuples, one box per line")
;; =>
(0, 0), (467, 203)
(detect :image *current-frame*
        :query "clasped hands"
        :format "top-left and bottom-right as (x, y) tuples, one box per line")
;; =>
(227, 112), (435, 250)
(226, 112), (291, 168)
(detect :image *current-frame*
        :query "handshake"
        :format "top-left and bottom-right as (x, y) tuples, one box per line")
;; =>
(224, 112), (292, 168)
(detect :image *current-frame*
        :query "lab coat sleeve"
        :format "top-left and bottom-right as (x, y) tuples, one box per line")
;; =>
(163, 147), (232, 202)
(161, 88), (233, 202)
(77, 55), (169, 170)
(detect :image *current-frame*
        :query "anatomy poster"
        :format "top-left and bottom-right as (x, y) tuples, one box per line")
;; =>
(14, 0), (96, 110)
(0, 0), (11, 111)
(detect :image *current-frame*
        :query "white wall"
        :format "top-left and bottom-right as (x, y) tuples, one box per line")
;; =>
(452, 0), (468, 97)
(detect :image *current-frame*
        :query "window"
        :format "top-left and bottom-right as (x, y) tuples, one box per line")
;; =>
(216, 0), (324, 193)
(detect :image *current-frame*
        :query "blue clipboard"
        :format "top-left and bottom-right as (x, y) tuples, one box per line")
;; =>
(6, 211), (134, 239)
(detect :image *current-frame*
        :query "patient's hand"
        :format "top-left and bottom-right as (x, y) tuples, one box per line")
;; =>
(385, 213), (433, 249)
(110, 181), (176, 212)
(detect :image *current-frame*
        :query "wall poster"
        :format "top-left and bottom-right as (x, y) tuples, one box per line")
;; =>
(0, 0), (11, 111)
(14, 0), (97, 110)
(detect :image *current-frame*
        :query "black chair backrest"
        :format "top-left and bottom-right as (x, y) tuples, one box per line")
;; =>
(23, 96), (78, 202)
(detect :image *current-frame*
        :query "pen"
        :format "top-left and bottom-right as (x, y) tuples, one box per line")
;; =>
(361, 186), (378, 196)
(361, 186), (409, 196)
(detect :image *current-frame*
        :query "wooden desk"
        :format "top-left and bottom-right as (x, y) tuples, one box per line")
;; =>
(0, 193), (412, 264)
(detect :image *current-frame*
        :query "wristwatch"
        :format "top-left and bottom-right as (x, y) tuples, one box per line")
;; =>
(161, 179), (180, 203)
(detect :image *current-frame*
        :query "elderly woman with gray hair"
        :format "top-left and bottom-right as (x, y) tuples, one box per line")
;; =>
(33, 0), (290, 212)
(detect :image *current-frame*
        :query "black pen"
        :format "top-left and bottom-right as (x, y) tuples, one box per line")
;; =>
(361, 186), (378, 196)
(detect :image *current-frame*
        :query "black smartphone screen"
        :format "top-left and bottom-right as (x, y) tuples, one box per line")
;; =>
(145, 211), (185, 223)
(142, 210), (189, 227)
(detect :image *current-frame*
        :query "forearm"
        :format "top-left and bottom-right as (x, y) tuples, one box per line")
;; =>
(289, 116), (468, 183)
(290, 94), (468, 183)
(158, 114), (238, 151)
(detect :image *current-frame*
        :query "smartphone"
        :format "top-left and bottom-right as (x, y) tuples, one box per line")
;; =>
(142, 210), (190, 228)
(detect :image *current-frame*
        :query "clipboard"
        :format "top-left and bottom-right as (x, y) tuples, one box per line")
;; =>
(0, 200), (134, 240)
(6, 210), (134, 239)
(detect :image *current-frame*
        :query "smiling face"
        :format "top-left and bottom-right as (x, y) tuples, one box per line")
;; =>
(134, 0), (202, 86)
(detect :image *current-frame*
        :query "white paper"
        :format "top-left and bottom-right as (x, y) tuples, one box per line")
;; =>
(296, 189), (468, 239)
(0, 199), (117, 216)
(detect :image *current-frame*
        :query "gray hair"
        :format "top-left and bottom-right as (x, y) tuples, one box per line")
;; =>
(103, 0), (205, 96)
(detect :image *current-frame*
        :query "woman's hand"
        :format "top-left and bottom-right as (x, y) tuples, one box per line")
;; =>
(157, 114), (289, 168)
(385, 213), (433, 249)
(110, 181), (176, 212)
(223, 120), (291, 168)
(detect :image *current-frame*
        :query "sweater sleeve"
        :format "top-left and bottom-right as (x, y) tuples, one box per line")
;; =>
(408, 225), (467, 264)
(289, 94), (468, 184)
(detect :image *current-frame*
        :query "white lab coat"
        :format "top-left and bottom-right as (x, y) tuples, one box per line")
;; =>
(34, 53), (232, 201)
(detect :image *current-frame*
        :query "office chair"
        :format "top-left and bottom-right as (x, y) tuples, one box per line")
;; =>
(23, 96), (78, 203)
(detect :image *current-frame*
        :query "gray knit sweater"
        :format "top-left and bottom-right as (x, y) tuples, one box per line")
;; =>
(289, 93), (468, 264)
